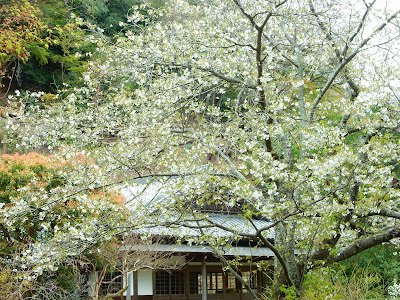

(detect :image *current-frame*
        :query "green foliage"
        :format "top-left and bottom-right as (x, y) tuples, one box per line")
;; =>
(340, 243), (400, 289)
(0, 0), (88, 92)
(0, 153), (57, 203)
(325, 113), (344, 123)
(88, 0), (139, 35)
(301, 268), (344, 300)
(28, 45), (50, 66)
(301, 267), (384, 300)
(55, 264), (80, 292)
(0, 266), (18, 298)
(37, 0), (70, 27)
(3, 0), (164, 92)
(20, 19), (94, 91)
(280, 284), (298, 300)
(89, 0), (164, 35)
(394, 164), (400, 178)
(345, 131), (367, 147)
(0, 0), (51, 88)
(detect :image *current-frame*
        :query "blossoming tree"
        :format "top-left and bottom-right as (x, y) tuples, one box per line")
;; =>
(0, 152), (128, 298)
(8, 0), (400, 297)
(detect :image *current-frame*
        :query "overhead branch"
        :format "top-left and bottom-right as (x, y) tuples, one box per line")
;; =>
(345, 125), (400, 142)
(193, 217), (262, 300)
(342, 0), (376, 57)
(310, 206), (356, 262)
(263, 33), (298, 67)
(218, 255), (261, 300)
(197, 66), (257, 89)
(224, 37), (257, 51)
(329, 226), (400, 263)
(229, 1), (281, 160)
(310, 234), (341, 261)
(103, 286), (129, 300)
(232, 0), (259, 30)
(308, 0), (367, 125)
(287, 35), (307, 128)
(308, 0), (342, 59)
(237, 0), (285, 18)
(209, 142), (248, 182)
(359, 208), (400, 219)
(254, 184), (347, 234)
(153, 61), (257, 89)
(190, 213), (295, 289)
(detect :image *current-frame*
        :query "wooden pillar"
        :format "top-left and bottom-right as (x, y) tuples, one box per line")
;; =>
(169, 272), (171, 300)
(239, 271), (243, 300)
(222, 271), (226, 300)
(202, 258), (207, 300)
(185, 267), (190, 300)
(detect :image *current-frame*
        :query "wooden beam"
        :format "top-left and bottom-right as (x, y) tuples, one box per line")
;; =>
(202, 258), (207, 300)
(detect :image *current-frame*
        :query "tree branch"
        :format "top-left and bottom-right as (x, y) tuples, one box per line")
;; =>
(342, 0), (376, 57)
(359, 208), (400, 219)
(232, 0), (259, 30)
(329, 226), (400, 263)
(308, 0), (365, 126)
(153, 61), (257, 89)
(218, 255), (261, 300)
(308, 8), (400, 122)
(247, 217), (296, 288)
(103, 285), (129, 300)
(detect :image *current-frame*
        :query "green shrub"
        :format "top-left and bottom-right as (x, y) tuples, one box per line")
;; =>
(301, 267), (384, 300)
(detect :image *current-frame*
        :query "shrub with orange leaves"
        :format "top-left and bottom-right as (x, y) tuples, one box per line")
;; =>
(0, 152), (60, 204)
(0, 152), (127, 266)
(90, 190), (127, 205)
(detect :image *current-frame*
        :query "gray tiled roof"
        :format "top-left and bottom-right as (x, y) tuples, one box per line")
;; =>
(134, 213), (273, 241)
(120, 181), (274, 240)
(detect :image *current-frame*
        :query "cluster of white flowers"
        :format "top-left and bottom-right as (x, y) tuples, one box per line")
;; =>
(389, 279), (400, 299)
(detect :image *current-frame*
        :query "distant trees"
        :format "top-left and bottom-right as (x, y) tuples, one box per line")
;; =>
(0, 0), (143, 98)
(0, 0), (50, 95)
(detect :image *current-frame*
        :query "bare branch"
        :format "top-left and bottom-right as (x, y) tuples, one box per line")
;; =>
(263, 33), (298, 67)
(218, 255), (261, 300)
(342, 0), (376, 57)
(232, 0), (259, 30)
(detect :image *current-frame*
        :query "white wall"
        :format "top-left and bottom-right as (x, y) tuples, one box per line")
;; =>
(138, 270), (153, 295)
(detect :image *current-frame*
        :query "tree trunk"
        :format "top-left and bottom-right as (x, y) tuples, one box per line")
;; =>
(271, 222), (287, 299)
(271, 222), (302, 299)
